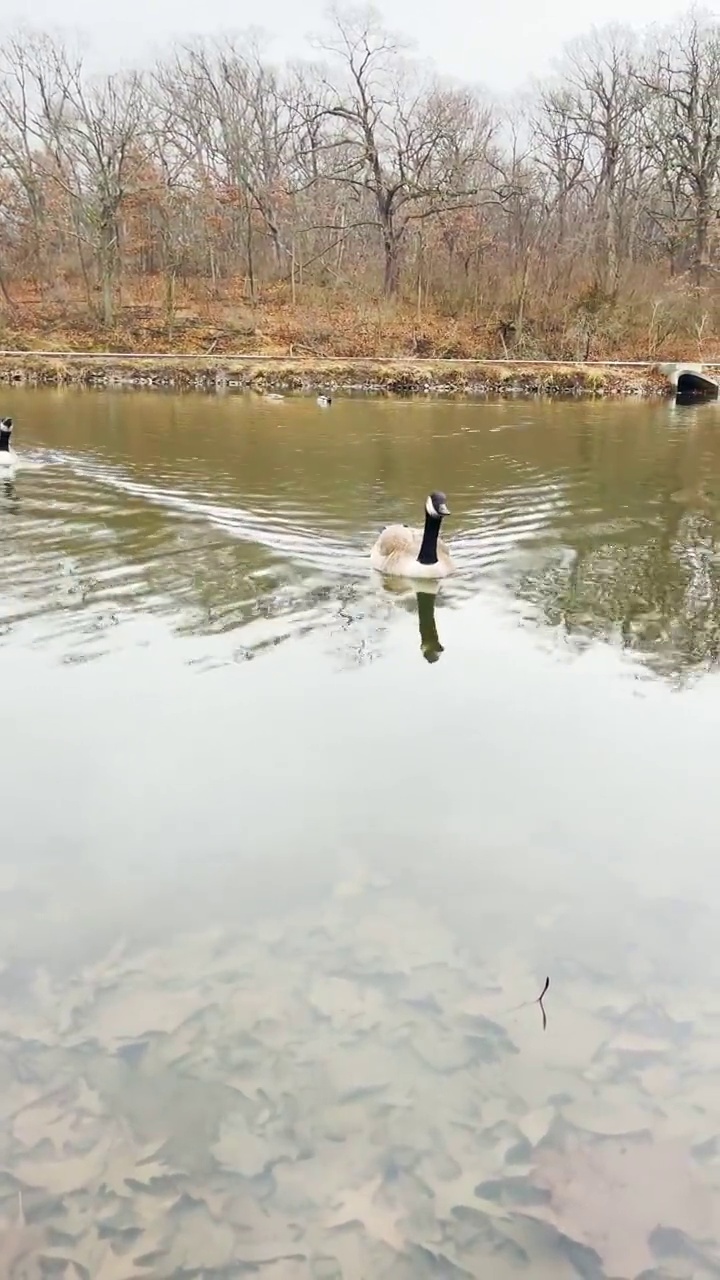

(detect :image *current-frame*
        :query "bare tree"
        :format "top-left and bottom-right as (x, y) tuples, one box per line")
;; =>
(154, 35), (296, 296)
(12, 35), (146, 325)
(142, 83), (197, 328)
(638, 14), (720, 286)
(0, 32), (53, 289)
(531, 85), (589, 252)
(312, 6), (494, 295)
(1, 10), (720, 359)
(550, 27), (645, 296)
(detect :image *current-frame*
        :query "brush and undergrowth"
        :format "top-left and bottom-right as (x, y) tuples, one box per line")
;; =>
(0, 278), (708, 397)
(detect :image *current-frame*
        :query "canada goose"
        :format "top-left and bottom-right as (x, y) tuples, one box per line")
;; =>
(0, 418), (16, 475)
(370, 491), (455, 579)
(317, 394), (332, 407)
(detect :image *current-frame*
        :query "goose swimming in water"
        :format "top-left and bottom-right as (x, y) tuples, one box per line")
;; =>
(317, 394), (332, 407)
(370, 491), (455, 579)
(0, 418), (16, 475)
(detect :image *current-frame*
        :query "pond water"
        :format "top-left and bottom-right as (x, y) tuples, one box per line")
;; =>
(2, 387), (720, 1278)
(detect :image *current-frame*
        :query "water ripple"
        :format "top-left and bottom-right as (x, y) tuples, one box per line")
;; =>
(3, 396), (718, 679)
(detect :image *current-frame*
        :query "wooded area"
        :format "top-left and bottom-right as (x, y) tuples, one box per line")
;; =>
(1, 7), (720, 359)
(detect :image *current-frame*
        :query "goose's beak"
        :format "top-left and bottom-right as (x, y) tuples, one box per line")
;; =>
(438, 502), (450, 516)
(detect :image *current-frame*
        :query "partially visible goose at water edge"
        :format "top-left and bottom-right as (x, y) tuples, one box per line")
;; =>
(370, 491), (456, 580)
(317, 394), (332, 407)
(0, 418), (16, 475)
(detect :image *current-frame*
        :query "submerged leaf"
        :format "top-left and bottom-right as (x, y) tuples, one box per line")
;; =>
(9, 1132), (115, 1195)
(75, 984), (205, 1047)
(101, 1139), (177, 1198)
(211, 1111), (273, 1177)
(46, 1227), (158, 1280)
(13, 1098), (84, 1155)
(0, 1194), (43, 1279)
(326, 1176), (405, 1251)
(158, 1204), (237, 1272)
(524, 1132), (720, 1275)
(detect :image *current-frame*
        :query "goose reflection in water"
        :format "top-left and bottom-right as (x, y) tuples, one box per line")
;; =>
(416, 585), (444, 664)
(1, 477), (18, 508)
(380, 578), (446, 664)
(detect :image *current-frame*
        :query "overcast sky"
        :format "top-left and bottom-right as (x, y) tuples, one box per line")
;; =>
(0, 0), (692, 89)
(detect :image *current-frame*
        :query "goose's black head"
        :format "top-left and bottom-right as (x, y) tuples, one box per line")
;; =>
(0, 418), (12, 453)
(425, 491), (450, 519)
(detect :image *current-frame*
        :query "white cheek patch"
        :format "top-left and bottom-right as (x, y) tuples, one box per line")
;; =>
(425, 495), (435, 516)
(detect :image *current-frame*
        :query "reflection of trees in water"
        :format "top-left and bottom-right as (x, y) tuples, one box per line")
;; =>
(518, 504), (720, 679)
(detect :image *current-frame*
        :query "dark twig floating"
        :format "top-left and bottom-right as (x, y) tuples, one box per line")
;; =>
(504, 976), (550, 1031)
(536, 975), (550, 1031)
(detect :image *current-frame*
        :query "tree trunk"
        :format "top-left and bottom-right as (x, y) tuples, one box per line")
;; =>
(382, 231), (401, 296)
(30, 195), (45, 297)
(245, 197), (255, 301)
(97, 214), (117, 327)
(694, 186), (711, 286)
(165, 264), (176, 337)
(595, 183), (619, 297)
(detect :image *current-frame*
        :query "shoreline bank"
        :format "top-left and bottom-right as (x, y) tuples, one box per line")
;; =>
(0, 353), (688, 398)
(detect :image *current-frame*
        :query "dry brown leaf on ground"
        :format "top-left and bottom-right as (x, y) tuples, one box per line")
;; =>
(523, 1132), (720, 1277)
(326, 1176), (406, 1251)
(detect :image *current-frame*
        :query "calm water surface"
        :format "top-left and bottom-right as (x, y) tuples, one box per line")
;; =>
(2, 388), (720, 1277)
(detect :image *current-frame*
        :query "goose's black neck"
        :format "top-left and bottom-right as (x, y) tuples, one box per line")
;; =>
(0, 423), (11, 453)
(416, 511), (443, 565)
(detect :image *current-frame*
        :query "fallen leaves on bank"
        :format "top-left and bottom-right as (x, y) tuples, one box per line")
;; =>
(0, 879), (719, 1278)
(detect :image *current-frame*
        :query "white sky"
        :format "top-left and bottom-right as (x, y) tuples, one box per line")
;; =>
(0, 0), (693, 90)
